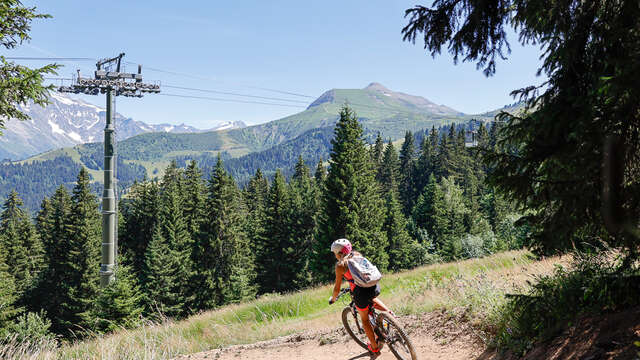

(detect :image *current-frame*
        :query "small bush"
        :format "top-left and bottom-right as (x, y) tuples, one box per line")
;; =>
(461, 234), (486, 259)
(493, 251), (640, 353)
(8, 311), (56, 344)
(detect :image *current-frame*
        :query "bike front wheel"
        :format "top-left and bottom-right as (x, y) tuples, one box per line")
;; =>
(377, 312), (417, 360)
(341, 306), (369, 350)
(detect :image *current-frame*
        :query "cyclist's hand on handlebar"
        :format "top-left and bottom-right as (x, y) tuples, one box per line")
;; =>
(328, 296), (335, 305)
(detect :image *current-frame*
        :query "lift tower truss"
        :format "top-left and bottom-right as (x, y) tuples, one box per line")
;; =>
(58, 53), (160, 287)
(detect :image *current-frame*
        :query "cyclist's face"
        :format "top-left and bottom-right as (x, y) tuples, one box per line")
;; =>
(334, 252), (340, 260)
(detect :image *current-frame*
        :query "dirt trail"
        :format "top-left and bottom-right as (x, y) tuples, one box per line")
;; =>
(176, 312), (490, 360)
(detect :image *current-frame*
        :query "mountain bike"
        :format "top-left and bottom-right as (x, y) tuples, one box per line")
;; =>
(335, 288), (417, 360)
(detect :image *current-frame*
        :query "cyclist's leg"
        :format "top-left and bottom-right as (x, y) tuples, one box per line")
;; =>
(370, 284), (390, 312)
(357, 306), (378, 350)
(372, 297), (390, 312)
(353, 286), (379, 351)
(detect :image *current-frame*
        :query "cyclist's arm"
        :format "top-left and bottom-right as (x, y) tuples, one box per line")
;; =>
(331, 263), (345, 302)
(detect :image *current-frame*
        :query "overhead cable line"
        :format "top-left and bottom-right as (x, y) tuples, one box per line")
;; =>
(4, 57), (97, 61)
(163, 84), (309, 104)
(126, 61), (315, 99)
(158, 93), (307, 108)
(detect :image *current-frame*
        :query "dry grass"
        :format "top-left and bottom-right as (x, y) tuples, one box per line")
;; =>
(4, 250), (566, 360)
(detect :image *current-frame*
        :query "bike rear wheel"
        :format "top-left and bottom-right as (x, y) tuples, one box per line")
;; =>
(377, 312), (417, 360)
(341, 306), (369, 350)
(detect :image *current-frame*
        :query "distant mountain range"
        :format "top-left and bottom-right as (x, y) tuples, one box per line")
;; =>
(0, 82), (521, 211)
(0, 92), (245, 160)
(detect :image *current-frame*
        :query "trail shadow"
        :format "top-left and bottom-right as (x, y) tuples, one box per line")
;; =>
(347, 352), (372, 360)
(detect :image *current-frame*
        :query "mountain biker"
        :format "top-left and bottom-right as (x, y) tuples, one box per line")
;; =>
(328, 238), (391, 356)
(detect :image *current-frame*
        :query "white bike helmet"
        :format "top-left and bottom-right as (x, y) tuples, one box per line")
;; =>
(331, 238), (352, 255)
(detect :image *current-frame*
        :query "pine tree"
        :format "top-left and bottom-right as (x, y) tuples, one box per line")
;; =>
(383, 192), (418, 271)
(371, 132), (384, 171)
(289, 157), (318, 289)
(0, 250), (19, 333)
(91, 265), (143, 333)
(378, 140), (400, 194)
(64, 167), (101, 332)
(438, 177), (469, 260)
(193, 156), (255, 308)
(142, 226), (185, 318)
(244, 168), (269, 264)
(119, 180), (161, 278)
(258, 170), (291, 293)
(34, 185), (73, 335)
(0, 191), (44, 301)
(412, 174), (444, 244)
(315, 106), (387, 281)
(183, 160), (206, 237)
(398, 131), (416, 215)
(414, 128), (437, 197)
(314, 160), (326, 188)
(157, 165), (193, 315)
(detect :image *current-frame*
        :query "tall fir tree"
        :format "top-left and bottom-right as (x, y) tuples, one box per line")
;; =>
(383, 192), (418, 271)
(371, 132), (385, 173)
(314, 159), (326, 188)
(157, 164), (194, 315)
(142, 226), (185, 318)
(183, 161), (206, 237)
(64, 167), (101, 333)
(0, 191), (44, 302)
(398, 131), (416, 215)
(412, 174), (444, 244)
(193, 156), (255, 308)
(34, 185), (73, 335)
(257, 170), (292, 293)
(0, 249), (19, 333)
(314, 106), (387, 281)
(378, 140), (400, 195)
(119, 180), (161, 278)
(244, 168), (269, 256)
(437, 177), (469, 260)
(289, 157), (319, 289)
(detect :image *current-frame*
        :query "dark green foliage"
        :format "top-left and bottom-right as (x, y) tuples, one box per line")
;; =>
(257, 170), (292, 293)
(183, 161), (206, 236)
(0, 1), (59, 130)
(383, 192), (420, 271)
(63, 168), (101, 333)
(119, 180), (161, 278)
(192, 156), (255, 308)
(378, 141), (400, 194)
(398, 131), (416, 215)
(33, 185), (72, 335)
(244, 169), (269, 260)
(91, 265), (143, 333)
(142, 226), (185, 318)
(403, 0), (640, 259)
(288, 157), (319, 289)
(0, 252), (19, 333)
(315, 106), (387, 281)
(314, 160), (326, 187)
(0, 191), (43, 301)
(371, 133), (384, 169)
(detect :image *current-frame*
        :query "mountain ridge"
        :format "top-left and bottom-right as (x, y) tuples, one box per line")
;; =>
(0, 93), (246, 161)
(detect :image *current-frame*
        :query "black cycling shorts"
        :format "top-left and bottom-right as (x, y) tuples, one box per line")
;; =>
(353, 283), (381, 310)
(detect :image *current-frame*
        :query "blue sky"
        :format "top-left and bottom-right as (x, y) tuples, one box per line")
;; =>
(14, 1), (545, 128)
